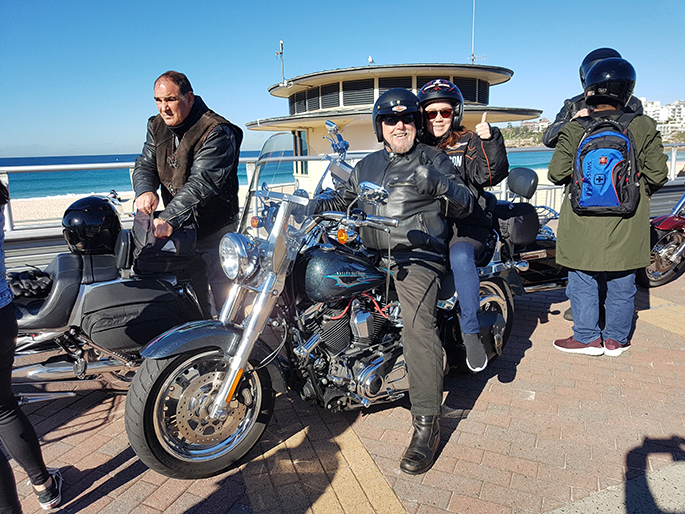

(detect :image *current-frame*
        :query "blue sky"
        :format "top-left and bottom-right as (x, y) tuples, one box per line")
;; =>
(1, 0), (683, 156)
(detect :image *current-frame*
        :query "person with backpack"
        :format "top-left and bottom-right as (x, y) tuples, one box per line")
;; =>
(542, 48), (643, 149)
(548, 57), (668, 356)
(417, 79), (509, 372)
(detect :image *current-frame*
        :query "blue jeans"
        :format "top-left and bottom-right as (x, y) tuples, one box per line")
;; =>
(566, 269), (636, 344)
(450, 241), (481, 335)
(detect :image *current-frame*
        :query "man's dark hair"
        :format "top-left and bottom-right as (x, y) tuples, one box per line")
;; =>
(0, 182), (9, 207)
(155, 71), (193, 96)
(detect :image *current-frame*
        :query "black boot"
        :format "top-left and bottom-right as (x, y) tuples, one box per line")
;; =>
(400, 415), (440, 475)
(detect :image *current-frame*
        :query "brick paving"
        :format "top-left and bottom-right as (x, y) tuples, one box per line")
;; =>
(7, 275), (685, 513)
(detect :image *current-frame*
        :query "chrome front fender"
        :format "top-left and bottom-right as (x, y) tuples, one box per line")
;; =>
(140, 320), (286, 393)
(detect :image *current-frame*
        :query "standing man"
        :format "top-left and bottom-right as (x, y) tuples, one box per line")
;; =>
(543, 47), (643, 149)
(548, 58), (668, 356)
(315, 89), (473, 475)
(133, 71), (243, 317)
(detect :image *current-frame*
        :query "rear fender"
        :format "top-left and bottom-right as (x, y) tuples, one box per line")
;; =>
(140, 320), (286, 393)
(652, 216), (685, 232)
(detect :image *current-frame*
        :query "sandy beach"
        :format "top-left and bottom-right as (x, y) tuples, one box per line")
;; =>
(9, 192), (137, 226)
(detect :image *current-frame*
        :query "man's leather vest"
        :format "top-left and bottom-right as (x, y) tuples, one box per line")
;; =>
(151, 103), (230, 197)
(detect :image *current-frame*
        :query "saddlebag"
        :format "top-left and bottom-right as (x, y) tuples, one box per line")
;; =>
(131, 212), (197, 275)
(495, 202), (539, 246)
(80, 279), (202, 351)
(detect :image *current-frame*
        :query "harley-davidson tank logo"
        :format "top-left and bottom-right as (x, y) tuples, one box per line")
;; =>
(324, 263), (380, 288)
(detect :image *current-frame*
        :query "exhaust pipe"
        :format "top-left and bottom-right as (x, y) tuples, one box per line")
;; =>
(12, 358), (130, 382)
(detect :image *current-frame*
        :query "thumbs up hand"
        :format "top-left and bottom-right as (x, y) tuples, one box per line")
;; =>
(475, 112), (491, 140)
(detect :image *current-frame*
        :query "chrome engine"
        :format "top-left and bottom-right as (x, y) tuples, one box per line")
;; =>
(294, 296), (409, 411)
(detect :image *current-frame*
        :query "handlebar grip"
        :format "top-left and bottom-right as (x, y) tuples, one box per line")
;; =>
(366, 214), (399, 228)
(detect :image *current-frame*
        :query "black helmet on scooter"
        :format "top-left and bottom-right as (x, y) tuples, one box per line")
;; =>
(373, 88), (422, 143)
(579, 47), (621, 88)
(417, 79), (465, 130)
(62, 196), (122, 254)
(584, 57), (636, 108)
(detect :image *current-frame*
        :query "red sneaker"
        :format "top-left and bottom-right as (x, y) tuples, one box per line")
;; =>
(553, 336), (604, 356)
(604, 339), (631, 357)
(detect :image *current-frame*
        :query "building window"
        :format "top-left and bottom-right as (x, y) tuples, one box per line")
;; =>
(306, 88), (320, 111)
(477, 79), (489, 104)
(343, 79), (374, 106)
(417, 76), (450, 91)
(294, 91), (306, 114)
(452, 77), (478, 103)
(320, 83), (339, 109)
(379, 77), (412, 95)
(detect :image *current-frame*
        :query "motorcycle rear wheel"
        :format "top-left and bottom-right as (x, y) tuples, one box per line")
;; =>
(125, 349), (274, 479)
(479, 278), (514, 357)
(636, 229), (685, 288)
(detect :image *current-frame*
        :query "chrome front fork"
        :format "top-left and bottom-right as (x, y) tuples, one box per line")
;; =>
(208, 272), (280, 419)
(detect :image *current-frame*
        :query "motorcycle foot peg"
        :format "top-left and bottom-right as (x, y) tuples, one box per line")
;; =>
(73, 358), (87, 379)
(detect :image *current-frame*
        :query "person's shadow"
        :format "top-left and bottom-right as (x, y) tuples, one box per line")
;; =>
(624, 436), (685, 514)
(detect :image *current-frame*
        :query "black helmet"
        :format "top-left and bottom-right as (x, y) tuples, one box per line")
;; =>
(62, 196), (122, 254)
(579, 47), (621, 87)
(417, 79), (465, 130)
(373, 88), (421, 143)
(584, 57), (636, 108)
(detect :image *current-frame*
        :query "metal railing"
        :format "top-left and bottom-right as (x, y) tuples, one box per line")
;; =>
(1, 144), (683, 238)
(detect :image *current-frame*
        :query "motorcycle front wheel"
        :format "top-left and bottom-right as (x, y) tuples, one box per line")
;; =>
(125, 349), (274, 479)
(636, 229), (685, 288)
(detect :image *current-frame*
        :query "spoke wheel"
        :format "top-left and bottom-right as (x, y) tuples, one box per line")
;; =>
(637, 230), (685, 288)
(125, 349), (274, 478)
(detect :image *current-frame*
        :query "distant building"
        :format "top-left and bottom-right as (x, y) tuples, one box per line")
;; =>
(639, 98), (685, 137)
(519, 118), (549, 132)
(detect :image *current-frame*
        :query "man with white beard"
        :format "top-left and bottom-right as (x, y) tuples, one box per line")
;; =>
(314, 88), (473, 474)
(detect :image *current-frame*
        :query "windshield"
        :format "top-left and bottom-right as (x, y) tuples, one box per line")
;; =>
(238, 133), (328, 275)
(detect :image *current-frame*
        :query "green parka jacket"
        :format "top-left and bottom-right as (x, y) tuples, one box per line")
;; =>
(548, 110), (668, 272)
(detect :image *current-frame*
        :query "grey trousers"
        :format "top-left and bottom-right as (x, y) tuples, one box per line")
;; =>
(392, 260), (446, 417)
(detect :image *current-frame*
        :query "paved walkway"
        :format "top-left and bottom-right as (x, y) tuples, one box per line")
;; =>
(9, 274), (685, 514)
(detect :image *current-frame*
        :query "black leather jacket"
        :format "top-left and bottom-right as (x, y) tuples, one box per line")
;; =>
(132, 117), (242, 240)
(316, 143), (473, 262)
(543, 93), (643, 148)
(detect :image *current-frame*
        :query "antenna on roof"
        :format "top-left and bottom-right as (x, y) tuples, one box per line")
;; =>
(275, 40), (287, 86)
(469, 0), (485, 64)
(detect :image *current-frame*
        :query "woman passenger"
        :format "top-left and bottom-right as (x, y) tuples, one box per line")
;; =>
(417, 79), (509, 372)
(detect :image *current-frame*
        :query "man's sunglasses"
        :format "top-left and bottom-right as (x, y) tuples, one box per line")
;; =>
(426, 109), (453, 120)
(382, 114), (415, 125)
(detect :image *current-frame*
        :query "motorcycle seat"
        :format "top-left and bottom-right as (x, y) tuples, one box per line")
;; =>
(15, 253), (83, 330)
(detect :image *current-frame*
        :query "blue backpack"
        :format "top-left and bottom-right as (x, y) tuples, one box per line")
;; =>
(570, 112), (640, 216)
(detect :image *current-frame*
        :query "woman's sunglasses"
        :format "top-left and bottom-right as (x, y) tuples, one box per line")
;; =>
(426, 109), (453, 120)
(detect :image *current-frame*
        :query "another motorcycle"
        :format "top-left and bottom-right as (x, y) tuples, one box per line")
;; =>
(124, 124), (565, 479)
(637, 190), (685, 287)
(11, 197), (204, 403)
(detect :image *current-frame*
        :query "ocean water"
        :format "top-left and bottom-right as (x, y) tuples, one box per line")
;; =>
(1, 147), (679, 200)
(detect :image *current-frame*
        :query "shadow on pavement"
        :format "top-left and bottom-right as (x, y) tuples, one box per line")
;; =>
(625, 436), (685, 514)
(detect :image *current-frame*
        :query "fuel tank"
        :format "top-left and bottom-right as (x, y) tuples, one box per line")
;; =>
(298, 247), (385, 303)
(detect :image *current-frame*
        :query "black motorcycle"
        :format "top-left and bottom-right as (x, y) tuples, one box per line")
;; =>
(11, 196), (204, 403)
(123, 125), (566, 479)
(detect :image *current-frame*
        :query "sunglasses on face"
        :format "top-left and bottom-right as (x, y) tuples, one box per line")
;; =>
(382, 114), (415, 126)
(426, 109), (453, 120)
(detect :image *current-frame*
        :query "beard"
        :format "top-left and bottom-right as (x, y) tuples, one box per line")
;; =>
(386, 132), (415, 154)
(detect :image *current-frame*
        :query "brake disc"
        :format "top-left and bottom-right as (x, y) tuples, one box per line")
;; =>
(174, 371), (248, 444)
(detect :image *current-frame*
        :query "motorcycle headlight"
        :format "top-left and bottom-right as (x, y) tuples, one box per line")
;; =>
(219, 233), (259, 281)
